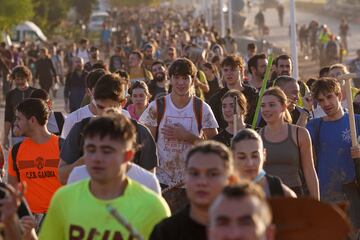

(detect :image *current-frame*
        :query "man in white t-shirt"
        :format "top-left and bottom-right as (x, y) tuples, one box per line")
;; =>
(76, 38), (90, 64)
(61, 69), (130, 139)
(139, 58), (218, 211)
(59, 74), (134, 184)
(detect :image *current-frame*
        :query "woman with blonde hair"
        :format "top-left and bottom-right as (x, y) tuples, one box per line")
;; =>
(260, 87), (319, 199)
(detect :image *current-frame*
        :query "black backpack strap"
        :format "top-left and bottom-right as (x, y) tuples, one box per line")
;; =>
(155, 96), (166, 141)
(54, 112), (65, 134)
(266, 174), (285, 197)
(313, 118), (323, 171)
(296, 126), (308, 195)
(11, 142), (23, 182)
(58, 137), (64, 151)
(193, 97), (203, 134)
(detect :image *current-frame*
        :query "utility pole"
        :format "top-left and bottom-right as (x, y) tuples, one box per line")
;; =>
(228, 0), (232, 33)
(289, 0), (299, 79)
(220, 0), (225, 37)
(209, 0), (213, 27)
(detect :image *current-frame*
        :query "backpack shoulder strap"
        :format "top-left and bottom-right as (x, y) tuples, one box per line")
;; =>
(313, 118), (323, 170)
(155, 96), (166, 141)
(11, 142), (23, 182)
(58, 136), (64, 151)
(266, 174), (285, 197)
(296, 126), (301, 158)
(54, 112), (65, 134)
(193, 96), (203, 134)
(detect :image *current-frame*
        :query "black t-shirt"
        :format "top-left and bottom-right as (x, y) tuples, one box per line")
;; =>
(205, 77), (221, 102)
(213, 129), (233, 147)
(291, 107), (301, 124)
(60, 117), (158, 170)
(208, 85), (258, 130)
(213, 125), (252, 147)
(150, 206), (207, 240)
(27, 49), (38, 65)
(5, 87), (37, 134)
(35, 58), (56, 83)
(291, 106), (310, 125)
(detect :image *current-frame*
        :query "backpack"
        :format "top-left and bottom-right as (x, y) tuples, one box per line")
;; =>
(155, 96), (203, 141)
(11, 137), (63, 182)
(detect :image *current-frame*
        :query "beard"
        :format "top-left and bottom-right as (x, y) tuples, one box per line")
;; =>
(280, 71), (291, 76)
(154, 73), (165, 82)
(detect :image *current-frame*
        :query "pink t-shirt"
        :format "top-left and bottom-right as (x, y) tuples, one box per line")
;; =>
(127, 104), (141, 121)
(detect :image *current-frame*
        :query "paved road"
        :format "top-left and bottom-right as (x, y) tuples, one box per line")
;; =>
(246, 4), (360, 79)
(248, 4), (360, 55)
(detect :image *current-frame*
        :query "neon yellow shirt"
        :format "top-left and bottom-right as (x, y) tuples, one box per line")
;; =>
(39, 178), (170, 240)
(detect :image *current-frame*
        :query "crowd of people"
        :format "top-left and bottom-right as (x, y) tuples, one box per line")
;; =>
(0, 4), (359, 240)
(297, 17), (350, 68)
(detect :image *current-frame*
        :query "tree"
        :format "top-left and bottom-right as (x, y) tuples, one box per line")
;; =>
(31, 0), (71, 34)
(109, 0), (161, 8)
(71, 0), (98, 25)
(0, 0), (33, 32)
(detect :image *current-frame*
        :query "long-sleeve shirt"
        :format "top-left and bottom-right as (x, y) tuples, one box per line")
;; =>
(35, 57), (57, 83)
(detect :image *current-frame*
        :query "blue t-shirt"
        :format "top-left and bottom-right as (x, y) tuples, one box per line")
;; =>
(101, 29), (111, 43)
(306, 113), (360, 202)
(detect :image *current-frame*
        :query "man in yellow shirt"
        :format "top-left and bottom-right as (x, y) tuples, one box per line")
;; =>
(39, 111), (170, 240)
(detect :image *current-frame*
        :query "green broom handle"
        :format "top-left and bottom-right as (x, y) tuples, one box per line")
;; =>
(252, 51), (274, 129)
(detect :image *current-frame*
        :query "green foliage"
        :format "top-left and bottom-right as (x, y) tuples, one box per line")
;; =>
(31, 0), (71, 34)
(71, 0), (98, 24)
(109, 0), (161, 7)
(0, 0), (33, 31)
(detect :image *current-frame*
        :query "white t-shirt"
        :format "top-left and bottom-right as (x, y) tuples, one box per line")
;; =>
(139, 94), (218, 185)
(61, 104), (131, 139)
(67, 163), (161, 195)
(77, 49), (89, 63)
(61, 105), (92, 139)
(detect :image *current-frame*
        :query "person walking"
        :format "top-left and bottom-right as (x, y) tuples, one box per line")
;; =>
(35, 47), (57, 93)
(260, 87), (319, 199)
